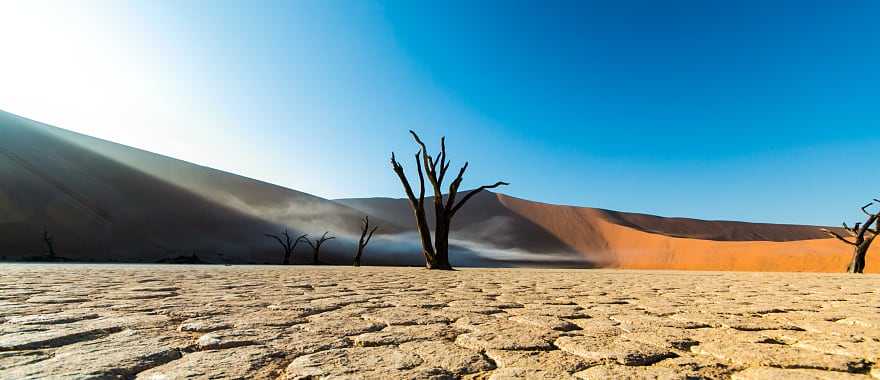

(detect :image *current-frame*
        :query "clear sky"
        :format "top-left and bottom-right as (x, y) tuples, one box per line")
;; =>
(1, 1), (878, 225)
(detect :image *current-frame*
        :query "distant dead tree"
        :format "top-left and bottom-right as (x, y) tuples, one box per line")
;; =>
(42, 227), (56, 259)
(354, 216), (379, 267)
(390, 130), (508, 270)
(264, 229), (308, 265)
(306, 232), (336, 265)
(822, 199), (879, 273)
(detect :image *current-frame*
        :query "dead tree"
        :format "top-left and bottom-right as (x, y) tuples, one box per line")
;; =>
(354, 216), (379, 267)
(821, 200), (879, 273)
(42, 227), (56, 259)
(306, 232), (336, 265)
(390, 130), (508, 269)
(264, 229), (308, 265)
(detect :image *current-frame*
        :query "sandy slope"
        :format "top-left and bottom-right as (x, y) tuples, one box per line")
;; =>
(0, 110), (398, 264)
(497, 194), (878, 272)
(3, 109), (874, 271)
(340, 193), (877, 273)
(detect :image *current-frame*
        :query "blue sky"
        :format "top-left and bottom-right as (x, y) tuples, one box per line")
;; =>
(1, 1), (878, 225)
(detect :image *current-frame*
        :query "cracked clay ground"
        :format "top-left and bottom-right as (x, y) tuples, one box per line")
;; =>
(1, 265), (879, 379)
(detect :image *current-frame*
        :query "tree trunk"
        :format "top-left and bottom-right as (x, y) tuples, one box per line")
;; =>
(848, 243), (869, 273)
(430, 217), (452, 270)
(413, 209), (436, 264)
(312, 249), (319, 265)
(426, 258), (452, 270)
(353, 247), (363, 267)
(283, 251), (291, 265)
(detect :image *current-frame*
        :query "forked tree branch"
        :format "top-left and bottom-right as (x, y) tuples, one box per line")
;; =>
(391, 153), (420, 209)
(822, 228), (857, 246)
(437, 137), (449, 184)
(365, 226), (378, 246)
(451, 181), (510, 215)
(306, 231), (336, 248)
(360, 216), (379, 247)
(860, 202), (875, 216)
(444, 162), (469, 211)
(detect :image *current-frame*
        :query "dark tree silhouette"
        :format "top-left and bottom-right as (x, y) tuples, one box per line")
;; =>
(822, 199), (879, 273)
(354, 216), (379, 267)
(264, 229), (308, 265)
(42, 227), (56, 259)
(306, 232), (336, 265)
(390, 130), (508, 270)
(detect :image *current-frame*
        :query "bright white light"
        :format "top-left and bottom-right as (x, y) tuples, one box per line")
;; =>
(0, 2), (272, 185)
(0, 2), (152, 140)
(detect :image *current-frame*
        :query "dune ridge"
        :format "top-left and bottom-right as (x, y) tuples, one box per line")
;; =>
(496, 194), (877, 272)
(2, 109), (874, 271)
(339, 193), (876, 272)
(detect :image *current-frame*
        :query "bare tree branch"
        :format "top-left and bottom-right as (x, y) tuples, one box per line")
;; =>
(409, 130), (435, 174)
(264, 233), (285, 248)
(414, 151), (425, 207)
(365, 226), (378, 245)
(306, 231), (335, 265)
(437, 137), (449, 184)
(444, 162), (469, 211)
(822, 228), (857, 246)
(451, 181), (510, 215)
(860, 202), (874, 216)
(391, 152), (419, 210)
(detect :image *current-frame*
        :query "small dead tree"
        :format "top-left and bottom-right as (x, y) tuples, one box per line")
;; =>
(42, 227), (56, 259)
(264, 229), (308, 265)
(390, 130), (508, 270)
(354, 216), (379, 267)
(822, 199), (879, 273)
(306, 232), (336, 265)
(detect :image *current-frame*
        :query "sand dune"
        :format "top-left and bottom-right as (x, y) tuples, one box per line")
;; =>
(2, 109), (874, 271)
(0, 110), (399, 264)
(341, 193), (877, 273)
(497, 194), (877, 272)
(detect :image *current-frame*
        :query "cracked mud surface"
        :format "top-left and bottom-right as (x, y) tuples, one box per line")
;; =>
(1, 264), (878, 379)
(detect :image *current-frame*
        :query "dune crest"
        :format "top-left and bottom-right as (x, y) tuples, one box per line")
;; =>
(497, 193), (877, 272)
(3, 109), (874, 271)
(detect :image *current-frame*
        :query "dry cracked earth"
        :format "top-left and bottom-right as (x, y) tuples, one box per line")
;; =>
(1, 265), (879, 380)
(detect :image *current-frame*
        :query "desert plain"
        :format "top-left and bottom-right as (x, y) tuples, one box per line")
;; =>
(1, 264), (879, 379)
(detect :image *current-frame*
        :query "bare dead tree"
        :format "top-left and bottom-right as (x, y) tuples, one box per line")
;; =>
(306, 232), (336, 265)
(354, 216), (379, 267)
(264, 229), (308, 265)
(42, 227), (56, 259)
(821, 199), (879, 273)
(390, 130), (509, 269)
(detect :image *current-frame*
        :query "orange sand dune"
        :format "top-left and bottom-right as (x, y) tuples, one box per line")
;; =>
(497, 194), (878, 273)
(340, 192), (876, 272)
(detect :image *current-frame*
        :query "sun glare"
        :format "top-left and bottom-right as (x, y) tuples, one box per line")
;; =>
(0, 2), (175, 148)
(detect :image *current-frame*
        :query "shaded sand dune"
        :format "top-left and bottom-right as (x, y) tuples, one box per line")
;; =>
(0, 110), (404, 264)
(340, 193), (878, 273)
